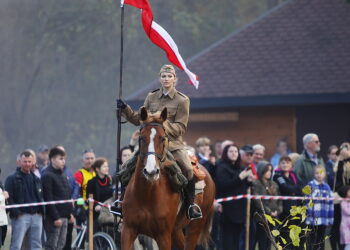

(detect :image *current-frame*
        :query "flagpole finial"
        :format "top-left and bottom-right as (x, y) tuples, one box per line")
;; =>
(120, 0), (124, 7)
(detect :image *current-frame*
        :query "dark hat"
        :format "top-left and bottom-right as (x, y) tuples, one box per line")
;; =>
(49, 147), (66, 160)
(37, 145), (49, 153)
(241, 144), (254, 154)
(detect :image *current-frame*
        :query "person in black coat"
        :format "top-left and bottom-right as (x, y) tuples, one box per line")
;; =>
(87, 157), (114, 232)
(215, 144), (254, 250)
(334, 142), (350, 250)
(41, 147), (74, 250)
(273, 156), (303, 220)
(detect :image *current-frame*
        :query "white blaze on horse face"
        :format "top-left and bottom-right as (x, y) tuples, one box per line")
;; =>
(145, 128), (158, 174)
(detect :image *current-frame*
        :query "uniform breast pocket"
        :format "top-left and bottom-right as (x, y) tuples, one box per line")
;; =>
(166, 105), (178, 120)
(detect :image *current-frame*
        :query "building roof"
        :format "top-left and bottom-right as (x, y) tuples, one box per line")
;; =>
(128, 0), (350, 109)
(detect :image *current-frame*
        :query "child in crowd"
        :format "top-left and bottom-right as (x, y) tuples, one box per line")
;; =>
(253, 161), (282, 250)
(306, 165), (334, 250)
(273, 156), (302, 220)
(340, 186), (350, 250)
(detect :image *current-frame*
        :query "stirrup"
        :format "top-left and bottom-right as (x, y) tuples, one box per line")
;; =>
(187, 203), (203, 220)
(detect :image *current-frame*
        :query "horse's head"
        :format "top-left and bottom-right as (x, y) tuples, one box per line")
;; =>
(138, 106), (168, 182)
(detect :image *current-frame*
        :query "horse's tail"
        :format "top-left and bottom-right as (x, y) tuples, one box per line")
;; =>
(198, 202), (214, 248)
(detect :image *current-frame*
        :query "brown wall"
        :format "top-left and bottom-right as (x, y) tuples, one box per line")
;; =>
(184, 106), (296, 160)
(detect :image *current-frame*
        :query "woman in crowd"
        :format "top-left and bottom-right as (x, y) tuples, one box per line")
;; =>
(253, 161), (282, 250)
(87, 158), (114, 232)
(340, 186), (350, 250)
(120, 146), (133, 166)
(215, 144), (254, 250)
(335, 142), (350, 250)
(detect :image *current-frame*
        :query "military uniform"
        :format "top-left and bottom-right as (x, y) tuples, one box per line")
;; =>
(122, 86), (193, 179)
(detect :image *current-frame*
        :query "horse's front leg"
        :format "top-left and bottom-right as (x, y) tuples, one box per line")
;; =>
(155, 233), (172, 250)
(172, 228), (185, 250)
(121, 225), (137, 250)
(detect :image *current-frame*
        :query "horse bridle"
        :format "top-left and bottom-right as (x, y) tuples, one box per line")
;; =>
(139, 122), (168, 163)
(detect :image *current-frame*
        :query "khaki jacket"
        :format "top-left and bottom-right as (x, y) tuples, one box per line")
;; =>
(122, 86), (190, 151)
(294, 150), (325, 186)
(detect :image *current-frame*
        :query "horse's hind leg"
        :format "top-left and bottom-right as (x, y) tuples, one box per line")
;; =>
(121, 226), (137, 250)
(172, 228), (185, 250)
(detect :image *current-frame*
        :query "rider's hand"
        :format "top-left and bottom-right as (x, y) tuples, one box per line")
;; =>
(54, 219), (63, 227)
(117, 99), (127, 110)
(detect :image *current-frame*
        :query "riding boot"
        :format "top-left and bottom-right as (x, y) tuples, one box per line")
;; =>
(185, 178), (203, 220)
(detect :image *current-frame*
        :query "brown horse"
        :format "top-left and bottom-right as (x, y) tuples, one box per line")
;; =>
(121, 107), (215, 250)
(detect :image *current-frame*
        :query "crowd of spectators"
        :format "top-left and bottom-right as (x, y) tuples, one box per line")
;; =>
(197, 134), (350, 250)
(1, 133), (350, 250)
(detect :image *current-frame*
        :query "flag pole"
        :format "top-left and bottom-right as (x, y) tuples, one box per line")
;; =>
(115, 0), (125, 201)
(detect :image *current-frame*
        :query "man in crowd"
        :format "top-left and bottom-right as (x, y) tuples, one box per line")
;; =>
(221, 140), (234, 153)
(294, 133), (325, 185)
(42, 147), (74, 250)
(5, 150), (45, 250)
(36, 145), (49, 170)
(252, 144), (265, 169)
(240, 144), (257, 179)
(214, 140), (223, 160)
(73, 149), (96, 249)
(195, 136), (215, 178)
(74, 149), (96, 200)
(270, 139), (289, 168)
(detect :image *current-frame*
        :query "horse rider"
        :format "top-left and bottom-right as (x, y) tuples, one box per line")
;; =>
(117, 64), (202, 220)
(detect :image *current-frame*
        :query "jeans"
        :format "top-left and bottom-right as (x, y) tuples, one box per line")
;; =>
(44, 217), (68, 250)
(10, 213), (43, 250)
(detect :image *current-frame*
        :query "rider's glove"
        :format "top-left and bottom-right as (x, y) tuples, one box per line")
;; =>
(117, 99), (127, 110)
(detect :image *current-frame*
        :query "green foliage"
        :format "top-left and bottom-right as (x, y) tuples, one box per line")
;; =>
(288, 225), (302, 246)
(261, 185), (331, 249)
(302, 185), (312, 195)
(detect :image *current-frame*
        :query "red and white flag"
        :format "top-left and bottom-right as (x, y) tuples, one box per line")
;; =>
(122, 0), (199, 89)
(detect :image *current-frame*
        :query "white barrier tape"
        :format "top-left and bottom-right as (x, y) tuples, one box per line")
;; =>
(3, 198), (121, 210)
(4, 195), (347, 209)
(215, 194), (350, 203)
(2, 199), (79, 209)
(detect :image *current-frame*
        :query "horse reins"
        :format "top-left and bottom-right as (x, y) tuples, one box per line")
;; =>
(139, 122), (168, 163)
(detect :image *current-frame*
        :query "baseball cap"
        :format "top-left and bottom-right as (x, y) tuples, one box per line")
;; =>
(241, 144), (253, 154)
(37, 145), (49, 153)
